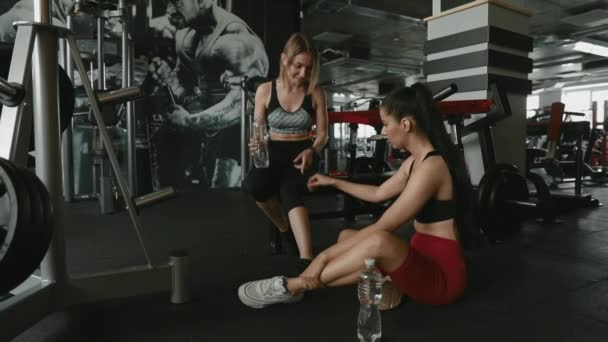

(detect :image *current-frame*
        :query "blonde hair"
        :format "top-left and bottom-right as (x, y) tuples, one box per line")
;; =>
(279, 32), (320, 95)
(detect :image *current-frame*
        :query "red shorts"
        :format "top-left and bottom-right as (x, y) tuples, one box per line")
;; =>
(382, 232), (467, 305)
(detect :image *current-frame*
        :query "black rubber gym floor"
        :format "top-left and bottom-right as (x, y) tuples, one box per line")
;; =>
(11, 183), (608, 342)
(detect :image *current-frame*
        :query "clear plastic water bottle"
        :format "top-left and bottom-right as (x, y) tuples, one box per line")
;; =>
(252, 122), (269, 168)
(357, 258), (383, 342)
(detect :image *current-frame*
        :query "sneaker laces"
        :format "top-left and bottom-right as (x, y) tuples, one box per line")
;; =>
(261, 276), (287, 297)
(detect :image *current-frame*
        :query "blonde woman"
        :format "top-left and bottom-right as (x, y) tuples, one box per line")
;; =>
(242, 32), (328, 271)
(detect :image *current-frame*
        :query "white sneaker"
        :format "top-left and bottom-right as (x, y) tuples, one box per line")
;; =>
(238, 276), (304, 309)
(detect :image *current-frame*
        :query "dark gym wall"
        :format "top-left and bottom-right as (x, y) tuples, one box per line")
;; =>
(0, 0), (19, 14)
(232, 0), (302, 79)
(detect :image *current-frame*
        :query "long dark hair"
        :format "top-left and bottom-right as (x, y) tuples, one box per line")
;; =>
(381, 83), (478, 248)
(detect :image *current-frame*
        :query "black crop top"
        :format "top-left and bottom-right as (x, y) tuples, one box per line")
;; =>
(406, 151), (457, 223)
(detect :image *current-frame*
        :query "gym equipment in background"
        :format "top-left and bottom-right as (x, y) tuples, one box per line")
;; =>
(442, 84), (560, 242)
(0, 75), (53, 294)
(526, 102), (602, 208)
(64, 0), (148, 213)
(0, 158), (53, 294)
(0, 2), (187, 341)
(527, 101), (608, 187)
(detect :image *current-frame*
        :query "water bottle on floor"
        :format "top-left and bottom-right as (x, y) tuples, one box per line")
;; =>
(357, 258), (383, 342)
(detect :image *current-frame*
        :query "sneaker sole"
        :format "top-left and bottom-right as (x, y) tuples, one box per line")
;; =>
(379, 282), (404, 311)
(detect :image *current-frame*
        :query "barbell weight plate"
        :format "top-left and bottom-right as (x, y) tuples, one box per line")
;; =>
(488, 169), (530, 206)
(525, 171), (557, 222)
(31, 169), (53, 256)
(27, 65), (75, 151)
(476, 164), (524, 242)
(32, 168), (53, 235)
(476, 165), (518, 214)
(0, 158), (35, 294)
(476, 173), (490, 213)
(0, 161), (18, 264)
(18, 167), (53, 276)
(483, 169), (529, 242)
(494, 163), (521, 174)
(476, 169), (497, 236)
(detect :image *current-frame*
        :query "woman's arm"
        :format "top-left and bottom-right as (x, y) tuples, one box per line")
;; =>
(253, 82), (271, 125)
(311, 86), (329, 152)
(333, 157), (412, 203)
(310, 156), (412, 203)
(318, 158), (444, 262)
(293, 86), (328, 173)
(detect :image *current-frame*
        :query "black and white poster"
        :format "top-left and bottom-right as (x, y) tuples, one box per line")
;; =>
(0, 0), (284, 193)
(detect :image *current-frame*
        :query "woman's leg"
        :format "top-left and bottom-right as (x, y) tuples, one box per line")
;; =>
(335, 228), (402, 309)
(284, 229), (367, 287)
(256, 196), (289, 232)
(278, 142), (326, 260)
(243, 163), (289, 232)
(287, 231), (408, 294)
(313, 229), (359, 285)
(280, 167), (315, 260)
(337, 229), (357, 242)
(287, 207), (313, 259)
(286, 229), (360, 288)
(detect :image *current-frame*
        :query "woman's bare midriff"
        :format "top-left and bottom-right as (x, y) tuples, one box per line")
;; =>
(269, 131), (311, 141)
(414, 219), (459, 242)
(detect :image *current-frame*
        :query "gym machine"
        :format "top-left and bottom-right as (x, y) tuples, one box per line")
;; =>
(588, 101), (608, 180)
(583, 101), (608, 183)
(0, 2), (188, 340)
(308, 108), (391, 223)
(65, 0), (172, 213)
(528, 101), (608, 186)
(527, 102), (602, 207)
(442, 84), (559, 242)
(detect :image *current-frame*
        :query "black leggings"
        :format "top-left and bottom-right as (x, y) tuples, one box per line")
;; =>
(242, 140), (319, 213)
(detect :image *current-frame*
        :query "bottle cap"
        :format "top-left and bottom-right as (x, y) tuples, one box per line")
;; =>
(364, 258), (375, 267)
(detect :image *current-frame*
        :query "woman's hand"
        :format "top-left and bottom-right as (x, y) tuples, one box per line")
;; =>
(299, 276), (324, 291)
(299, 254), (328, 287)
(307, 173), (336, 192)
(293, 148), (315, 174)
(248, 139), (259, 155)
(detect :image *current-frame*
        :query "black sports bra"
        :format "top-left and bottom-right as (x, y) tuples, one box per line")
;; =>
(406, 151), (457, 223)
(266, 80), (314, 134)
